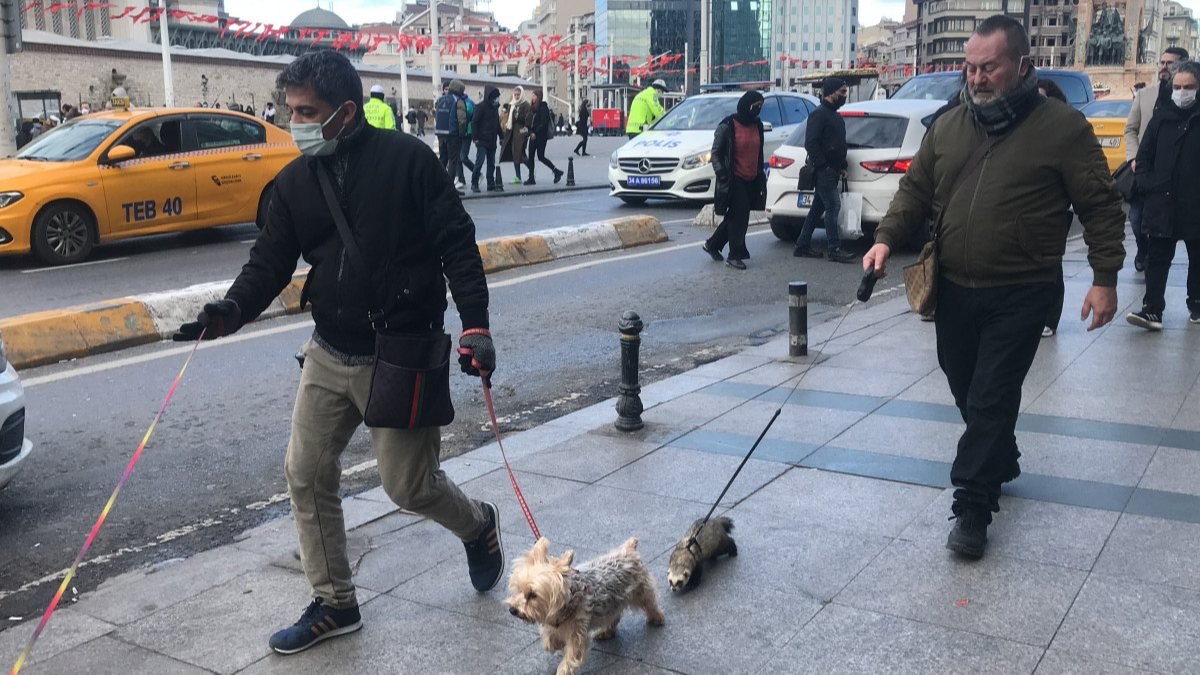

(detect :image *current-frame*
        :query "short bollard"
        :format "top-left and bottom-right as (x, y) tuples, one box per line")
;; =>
(615, 310), (645, 431)
(789, 282), (808, 357)
(494, 164), (504, 187)
(566, 157), (577, 186)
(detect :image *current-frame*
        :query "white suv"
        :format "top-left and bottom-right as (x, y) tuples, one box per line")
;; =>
(0, 331), (32, 490)
(609, 90), (820, 205)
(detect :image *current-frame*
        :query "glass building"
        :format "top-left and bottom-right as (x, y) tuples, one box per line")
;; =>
(596, 0), (771, 93)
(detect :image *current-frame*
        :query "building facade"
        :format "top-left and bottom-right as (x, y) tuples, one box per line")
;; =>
(772, 0), (859, 88)
(1027, 0), (1078, 69)
(914, 0), (1026, 69)
(1164, 1), (1199, 55)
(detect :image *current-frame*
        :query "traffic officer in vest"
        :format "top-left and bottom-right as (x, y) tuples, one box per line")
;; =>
(626, 79), (668, 138)
(364, 84), (396, 130)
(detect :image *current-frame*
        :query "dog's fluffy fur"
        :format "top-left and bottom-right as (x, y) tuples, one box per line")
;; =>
(506, 537), (665, 675)
(667, 516), (737, 591)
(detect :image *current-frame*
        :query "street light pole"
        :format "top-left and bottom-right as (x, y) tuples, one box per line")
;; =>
(574, 26), (581, 122)
(158, 3), (175, 106)
(430, 2), (442, 93)
(699, 0), (710, 86)
(398, 29), (411, 133)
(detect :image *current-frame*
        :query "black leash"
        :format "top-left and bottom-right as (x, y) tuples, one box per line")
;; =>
(697, 266), (880, 526)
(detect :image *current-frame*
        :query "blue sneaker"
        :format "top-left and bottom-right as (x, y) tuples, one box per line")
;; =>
(464, 501), (504, 592)
(269, 599), (362, 655)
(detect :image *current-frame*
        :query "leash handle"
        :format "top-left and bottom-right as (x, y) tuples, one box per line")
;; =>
(479, 372), (541, 540)
(857, 264), (879, 303)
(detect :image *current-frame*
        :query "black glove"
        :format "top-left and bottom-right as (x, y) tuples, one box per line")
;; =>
(173, 299), (242, 342)
(457, 330), (496, 381)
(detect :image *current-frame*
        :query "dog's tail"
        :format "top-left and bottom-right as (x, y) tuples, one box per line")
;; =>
(621, 537), (639, 552)
(715, 516), (734, 533)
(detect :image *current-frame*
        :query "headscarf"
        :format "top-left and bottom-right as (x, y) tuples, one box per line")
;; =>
(961, 64), (1041, 135)
(507, 86), (523, 129)
(735, 90), (765, 126)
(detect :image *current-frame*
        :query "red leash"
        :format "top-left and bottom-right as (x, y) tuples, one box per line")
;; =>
(479, 374), (542, 540)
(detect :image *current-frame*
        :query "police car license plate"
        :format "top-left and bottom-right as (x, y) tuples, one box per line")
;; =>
(797, 192), (815, 207)
(1098, 136), (1121, 148)
(627, 175), (662, 187)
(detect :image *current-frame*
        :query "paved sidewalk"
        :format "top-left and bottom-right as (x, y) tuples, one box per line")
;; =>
(430, 134), (622, 200)
(6, 238), (1200, 674)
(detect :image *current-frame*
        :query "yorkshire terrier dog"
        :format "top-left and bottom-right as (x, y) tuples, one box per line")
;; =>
(506, 537), (665, 675)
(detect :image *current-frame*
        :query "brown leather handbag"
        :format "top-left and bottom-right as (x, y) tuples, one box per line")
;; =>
(902, 135), (1003, 315)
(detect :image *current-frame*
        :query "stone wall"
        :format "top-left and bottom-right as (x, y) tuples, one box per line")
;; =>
(10, 38), (527, 122)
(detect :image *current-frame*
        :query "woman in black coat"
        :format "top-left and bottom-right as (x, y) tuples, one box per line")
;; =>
(1127, 61), (1200, 330)
(703, 91), (767, 270)
(574, 101), (591, 156)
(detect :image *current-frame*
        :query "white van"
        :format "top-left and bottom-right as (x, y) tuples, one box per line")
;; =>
(608, 89), (821, 205)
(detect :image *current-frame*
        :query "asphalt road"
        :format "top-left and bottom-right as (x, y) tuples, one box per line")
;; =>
(0, 219), (915, 627)
(0, 135), (628, 318)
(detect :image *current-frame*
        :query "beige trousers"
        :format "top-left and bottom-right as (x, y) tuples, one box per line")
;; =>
(286, 339), (486, 609)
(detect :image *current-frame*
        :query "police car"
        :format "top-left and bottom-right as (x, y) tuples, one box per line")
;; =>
(0, 93), (297, 265)
(608, 85), (820, 205)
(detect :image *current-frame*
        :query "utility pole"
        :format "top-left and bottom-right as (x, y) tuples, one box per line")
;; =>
(684, 41), (690, 95)
(699, 0), (710, 86)
(0, 0), (19, 156)
(159, 1), (175, 106)
(573, 25), (581, 122)
(430, 2), (442, 93)
(398, 30), (411, 133)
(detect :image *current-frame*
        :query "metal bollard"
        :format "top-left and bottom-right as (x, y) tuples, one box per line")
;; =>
(615, 310), (645, 431)
(566, 157), (576, 186)
(494, 164), (503, 187)
(789, 282), (808, 357)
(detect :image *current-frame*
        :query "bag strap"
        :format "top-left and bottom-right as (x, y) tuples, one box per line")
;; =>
(315, 161), (386, 324)
(932, 134), (1003, 241)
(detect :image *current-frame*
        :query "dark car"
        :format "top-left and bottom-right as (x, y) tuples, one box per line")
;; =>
(892, 69), (1095, 109)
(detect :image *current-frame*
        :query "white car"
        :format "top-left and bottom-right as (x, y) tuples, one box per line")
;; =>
(764, 99), (947, 242)
(609, 90), (820, 205)
(0, 330), (32, 490)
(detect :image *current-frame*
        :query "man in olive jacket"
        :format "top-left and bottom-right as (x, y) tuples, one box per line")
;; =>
(863, 16), (1125, 560)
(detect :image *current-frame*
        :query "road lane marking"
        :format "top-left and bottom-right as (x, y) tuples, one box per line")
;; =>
(20, 258), (129, 274)
(520, 200), (578, 209)
(21, 229), (773, 385)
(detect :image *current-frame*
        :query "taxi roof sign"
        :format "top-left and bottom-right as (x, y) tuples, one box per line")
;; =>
(110, 87), (131, 112)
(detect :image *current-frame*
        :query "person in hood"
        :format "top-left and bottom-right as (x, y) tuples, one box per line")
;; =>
(702, 90), (767, 270)
(172, 50), (504, 656)
(626, 79), (667, 137)
(500, 86), (531, 183)
(794, 77), (855, 263)
(470, 86), (503, 192)
(364, 84), (396, 130)
(574, 100), (592, 156)
(1127, 60), (1200, 330)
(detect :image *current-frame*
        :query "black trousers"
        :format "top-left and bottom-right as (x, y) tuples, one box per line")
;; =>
(706, 177), (755, 261)
(935, 279), (1053, 518)
(1142, 237), (1200, 315)
(445, 134), (464, 184)
(526, 137), (558, 178)
(574, 129), (589, 154)
(1046, 264), (1065, 331)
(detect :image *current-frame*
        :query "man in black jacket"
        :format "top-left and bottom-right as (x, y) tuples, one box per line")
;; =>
(173, 51), (504, 656)
(470, 86), (503, 193)
(794, 77), (855, 263)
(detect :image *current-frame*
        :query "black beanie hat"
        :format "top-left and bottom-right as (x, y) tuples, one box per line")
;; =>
(822, 77), (847, 97)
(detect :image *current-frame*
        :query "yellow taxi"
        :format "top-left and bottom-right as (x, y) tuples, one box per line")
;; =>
(1081, 97), (1134, 174)
(0, 106), (298, 265)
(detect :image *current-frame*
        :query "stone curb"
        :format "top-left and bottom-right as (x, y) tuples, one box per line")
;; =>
(0, 216), (668, 370)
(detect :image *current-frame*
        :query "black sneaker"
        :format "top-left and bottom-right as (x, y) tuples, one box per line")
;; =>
(725, 258), (747, 270)
(1134, 253), (1146, 272)
(827, 248), (856, 264)
(702, 242), (724, 261)
(793, 245), (822, 258)
(946, 511), (989, 559)
(524, 178), (537, 186)
(464, 501), (504, 592)
(554, 170), (564, 184)
(269, 599), (362, 655)
(470, 184), (481, 193)
(1190, 309), (1200, 324)
(1126, 310), (1163, 331)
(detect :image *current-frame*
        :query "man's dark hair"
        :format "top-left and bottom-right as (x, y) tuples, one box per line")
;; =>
(1176, 60), (1200, 80)
(975, 15), (1030, 62)
(1037, 78), (1067, 103)
(275, 50), (363, 118)
(1165, 46), (1190, 61)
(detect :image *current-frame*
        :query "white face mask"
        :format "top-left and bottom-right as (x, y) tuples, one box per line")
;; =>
(1172, 88), (1198, 109)
(291, 107), (344, 157)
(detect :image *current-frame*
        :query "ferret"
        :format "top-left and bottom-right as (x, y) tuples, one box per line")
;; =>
(667, 516), (737, 591)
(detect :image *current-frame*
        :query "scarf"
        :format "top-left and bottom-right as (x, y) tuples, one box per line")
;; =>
(507, 95), (521, 129)
(960, 66), (1040, 135)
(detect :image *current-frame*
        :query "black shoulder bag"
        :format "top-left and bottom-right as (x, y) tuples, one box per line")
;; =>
(315, 162), (455, 430)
